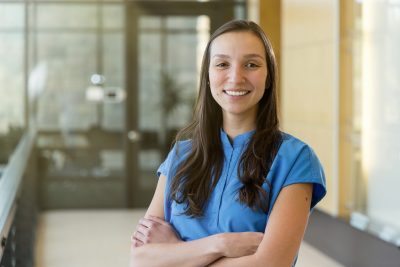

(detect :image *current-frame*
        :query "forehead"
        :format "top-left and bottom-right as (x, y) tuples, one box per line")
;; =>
(209, 31), (265, 56)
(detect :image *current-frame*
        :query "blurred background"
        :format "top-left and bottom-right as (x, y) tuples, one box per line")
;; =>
(0, 0), (399, 266)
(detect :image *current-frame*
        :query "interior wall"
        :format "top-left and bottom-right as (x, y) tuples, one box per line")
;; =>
(362, 0), (400, 231)
(338, 0), (357, 221)
(259, 0), (281, 101)
(281, 0), (339, 215)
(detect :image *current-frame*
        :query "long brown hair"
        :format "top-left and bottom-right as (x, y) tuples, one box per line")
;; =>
(170, 19), (282, 217)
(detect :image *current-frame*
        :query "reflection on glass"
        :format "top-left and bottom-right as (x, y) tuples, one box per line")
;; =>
(139, 150), (162, 188)
(31, 2), (127, 207)
(137, 15), (210, 188)
(139, 16), (161, 29)
(102, 4), (124, 29)
(0, 3), (25, 167)
(36, 4), (97, 29)
(0, 4), (24, 29)
(35, 30), (98, 130)
(350, 0), (400, 246)
(166, 16), (202, 29)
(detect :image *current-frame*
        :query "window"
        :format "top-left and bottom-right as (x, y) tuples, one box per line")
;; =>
(0, 3), (25, 169)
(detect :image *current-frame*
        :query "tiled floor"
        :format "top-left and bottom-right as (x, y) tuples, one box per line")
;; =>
(34, 210), (344, 267)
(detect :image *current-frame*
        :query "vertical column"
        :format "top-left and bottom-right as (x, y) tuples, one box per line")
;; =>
(259, 0), (281, 101)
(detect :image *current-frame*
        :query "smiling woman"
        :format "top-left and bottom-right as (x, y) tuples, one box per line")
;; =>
(130, 20), (326, 267)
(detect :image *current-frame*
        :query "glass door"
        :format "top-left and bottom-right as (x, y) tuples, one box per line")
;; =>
(33, 2), (128, 208)
(126, 1), (236, 207)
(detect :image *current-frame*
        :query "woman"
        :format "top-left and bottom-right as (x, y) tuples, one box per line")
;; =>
(130, 19), (326, 267)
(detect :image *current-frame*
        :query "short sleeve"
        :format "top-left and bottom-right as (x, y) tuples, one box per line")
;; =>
(156, 141), (191, 222)
(157, 144), (177, 178)
(156, 140), (191, 179)
(283, 145), (326, 209)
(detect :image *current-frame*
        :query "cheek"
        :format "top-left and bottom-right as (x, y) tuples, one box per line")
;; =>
(210, 86), (221, 100)
(209, 85), (223, 105)
(250, 74), (268, 90)
(208, 74), (221, 95)
(208, 70), (223, 86)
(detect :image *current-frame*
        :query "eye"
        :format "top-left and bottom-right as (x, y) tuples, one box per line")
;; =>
(245, 62), (260, 69)
(215, 62), (229, 68)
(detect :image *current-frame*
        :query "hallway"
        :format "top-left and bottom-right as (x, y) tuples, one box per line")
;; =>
(34, 210), (344, 267)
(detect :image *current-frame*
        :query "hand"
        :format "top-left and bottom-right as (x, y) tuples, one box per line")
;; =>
(131, 215), (181, 248)
(217, 232), (264, 258)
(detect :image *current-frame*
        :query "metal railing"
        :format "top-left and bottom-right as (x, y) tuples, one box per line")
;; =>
(0, 128), (36, 261)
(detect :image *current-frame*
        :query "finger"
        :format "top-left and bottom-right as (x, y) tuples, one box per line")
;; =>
(133, 229), (148, 243)
(131, 237), (143, 248)
(138, 217), (155, 228)
(147, 215), (166, 224)
(135, 225), (149, 238)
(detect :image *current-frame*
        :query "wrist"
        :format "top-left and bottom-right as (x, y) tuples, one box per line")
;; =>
(211, 233), (228, 257)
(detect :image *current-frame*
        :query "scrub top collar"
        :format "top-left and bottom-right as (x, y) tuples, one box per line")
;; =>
(220, 128), (255, 149)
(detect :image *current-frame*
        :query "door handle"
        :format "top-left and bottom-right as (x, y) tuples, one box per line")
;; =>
(127, 130), (141, 142)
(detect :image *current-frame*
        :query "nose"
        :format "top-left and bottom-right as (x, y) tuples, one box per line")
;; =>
(227, 64), (244, 84)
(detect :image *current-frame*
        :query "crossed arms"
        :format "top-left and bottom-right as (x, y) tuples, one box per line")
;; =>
(129, 175), (313, 267)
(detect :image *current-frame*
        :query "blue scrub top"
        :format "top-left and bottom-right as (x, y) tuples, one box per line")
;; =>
(157, 130), (326, 241)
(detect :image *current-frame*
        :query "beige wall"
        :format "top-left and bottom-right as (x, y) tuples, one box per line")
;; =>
(281, 0), (339, 215)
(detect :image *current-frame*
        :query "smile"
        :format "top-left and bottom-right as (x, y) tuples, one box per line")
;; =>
(223, 90), (250, 96)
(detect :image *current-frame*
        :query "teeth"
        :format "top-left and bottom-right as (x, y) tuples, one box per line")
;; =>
(225, 90), (249, 96)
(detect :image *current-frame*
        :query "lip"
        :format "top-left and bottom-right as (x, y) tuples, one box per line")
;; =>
(223, 89), (251, 96)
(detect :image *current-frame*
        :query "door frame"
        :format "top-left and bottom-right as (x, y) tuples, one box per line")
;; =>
(125, 1), (237, 207)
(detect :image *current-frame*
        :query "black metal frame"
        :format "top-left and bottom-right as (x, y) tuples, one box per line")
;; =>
(125, 1), (237, 207)
(0, 0), (243, 209)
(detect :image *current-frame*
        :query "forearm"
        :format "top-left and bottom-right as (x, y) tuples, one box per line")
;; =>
(130, 235), (223, 267)
(208, 254), (258, 267)
(208, 253), (293, 267)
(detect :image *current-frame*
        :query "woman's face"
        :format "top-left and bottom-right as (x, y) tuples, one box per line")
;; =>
(208, 31), (267, 121)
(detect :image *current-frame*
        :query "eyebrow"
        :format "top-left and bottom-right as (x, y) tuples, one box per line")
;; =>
(212, 53), (265, 60)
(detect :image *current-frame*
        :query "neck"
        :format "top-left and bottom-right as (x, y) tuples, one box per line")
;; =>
(222, 113), (256, 140)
